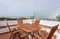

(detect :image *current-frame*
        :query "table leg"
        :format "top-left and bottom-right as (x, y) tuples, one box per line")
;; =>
(35, 30), (39, 35)
(30, 32), (34, 39)
(27, 32), (33, 39)
(34, 30), (39, 39)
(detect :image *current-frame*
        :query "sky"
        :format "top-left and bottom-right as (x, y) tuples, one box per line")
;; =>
(0, 0), (60, 18)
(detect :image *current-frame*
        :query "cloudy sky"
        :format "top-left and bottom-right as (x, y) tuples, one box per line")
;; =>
(0, 0), (60, 18)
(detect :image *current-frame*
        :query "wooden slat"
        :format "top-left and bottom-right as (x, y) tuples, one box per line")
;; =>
(0, 24), (17, 29)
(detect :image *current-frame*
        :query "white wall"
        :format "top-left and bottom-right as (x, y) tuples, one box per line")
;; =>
(0, 20), (17, 26)
(40, 20), (60, 29)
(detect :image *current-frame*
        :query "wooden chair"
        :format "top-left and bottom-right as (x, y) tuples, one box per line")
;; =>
(34, 24), (59, 39)
(32, 20), (40, 36)
(9, 19), (27, 39)
(17, 18), (28, 34)
(46, 24), (59, 39)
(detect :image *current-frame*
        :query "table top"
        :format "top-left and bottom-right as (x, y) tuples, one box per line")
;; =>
(18, 23), (41, 32)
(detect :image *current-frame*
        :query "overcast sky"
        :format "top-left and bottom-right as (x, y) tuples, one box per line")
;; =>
(0, 0), (60, 18)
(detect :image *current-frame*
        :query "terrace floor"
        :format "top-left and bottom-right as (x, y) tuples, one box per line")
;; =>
(0, 30), (57, 39)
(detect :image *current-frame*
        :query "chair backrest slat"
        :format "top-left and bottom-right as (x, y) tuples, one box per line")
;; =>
(47, 24), (59, 39)
(34, 20), (40, 26)
(18, 19), (23, 26)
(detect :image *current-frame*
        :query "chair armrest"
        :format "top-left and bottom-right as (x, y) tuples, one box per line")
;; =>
(34, 33), (45, 39)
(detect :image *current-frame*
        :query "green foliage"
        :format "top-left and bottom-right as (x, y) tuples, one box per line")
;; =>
(56, 15), (60, 21)
(6, 18), (16, 20)
(0, 17), (5, 20)
(0, 17), (17, 20)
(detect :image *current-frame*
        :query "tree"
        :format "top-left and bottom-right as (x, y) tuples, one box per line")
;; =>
(56, 15), (60, 21)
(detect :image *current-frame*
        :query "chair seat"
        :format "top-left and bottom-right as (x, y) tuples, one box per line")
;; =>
(20, 33), (27, 38)
(38, 30), (48, 37)
(34, 33), (45, 39)
(10, 29), (27, 39)
(38, 30), (56, 39)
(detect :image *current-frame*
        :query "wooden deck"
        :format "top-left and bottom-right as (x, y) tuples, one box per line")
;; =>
(0, 30), (56, 39)
(0, 32), (11, 39)
(0, 31), (27, 39)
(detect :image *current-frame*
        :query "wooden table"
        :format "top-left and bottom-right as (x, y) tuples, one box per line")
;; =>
(18, 23), (41, 39)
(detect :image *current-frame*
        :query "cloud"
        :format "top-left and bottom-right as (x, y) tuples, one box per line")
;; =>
(0, 0), (60, 18)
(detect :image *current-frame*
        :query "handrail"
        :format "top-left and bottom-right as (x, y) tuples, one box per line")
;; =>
(0, 24), (17, 29)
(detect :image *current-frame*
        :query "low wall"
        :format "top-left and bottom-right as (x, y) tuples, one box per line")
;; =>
(0, 20), (17, 26)
(40, 20), (60, 29)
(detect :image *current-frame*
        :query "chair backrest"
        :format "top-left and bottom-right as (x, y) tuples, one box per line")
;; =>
(18, 19), (23, 26)
(34, 20), (40, 26)
(7, 23), (11, 32)
(46, 24), (59, 39)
